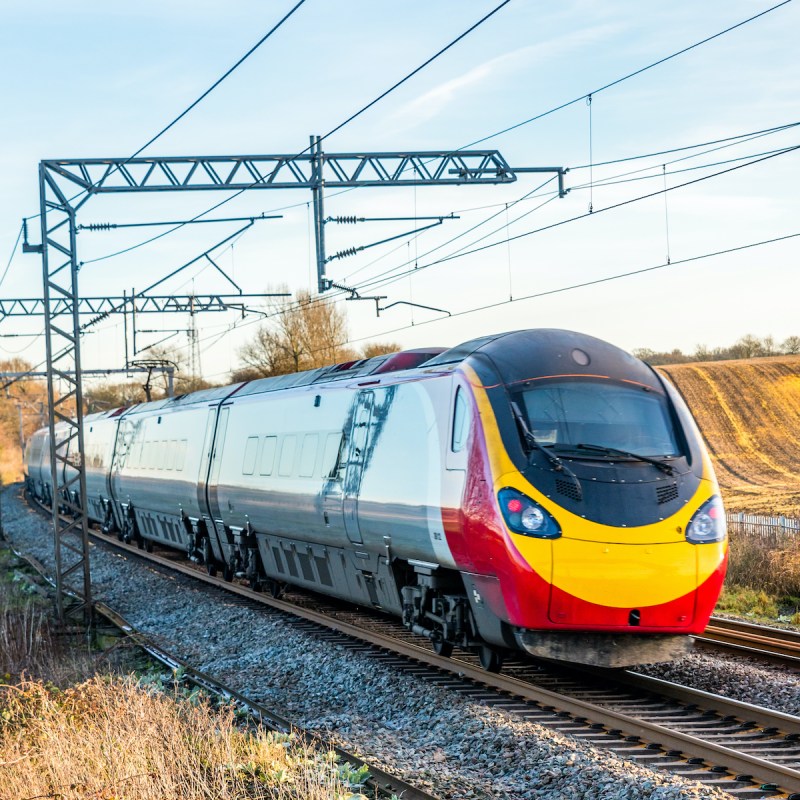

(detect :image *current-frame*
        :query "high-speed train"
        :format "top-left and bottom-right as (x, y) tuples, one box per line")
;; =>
(25, 329), (728, 671)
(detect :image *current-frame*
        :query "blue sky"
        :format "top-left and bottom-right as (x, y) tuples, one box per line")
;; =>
(1, 1), (797, 380)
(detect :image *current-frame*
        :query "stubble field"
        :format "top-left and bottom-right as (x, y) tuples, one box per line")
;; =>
(659, 355), (800, 516)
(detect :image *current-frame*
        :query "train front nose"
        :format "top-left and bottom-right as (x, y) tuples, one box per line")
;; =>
(547, 538), (697, 629)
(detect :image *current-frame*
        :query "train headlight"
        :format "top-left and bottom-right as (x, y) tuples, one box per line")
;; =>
(498, 487), (561, 539)
(685, 496), (727, 544)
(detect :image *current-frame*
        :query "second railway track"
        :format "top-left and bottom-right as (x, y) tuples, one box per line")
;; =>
(698, 618), (800, 667)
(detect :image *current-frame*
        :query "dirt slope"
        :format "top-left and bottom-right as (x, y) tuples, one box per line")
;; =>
(659, 356), (800, 516)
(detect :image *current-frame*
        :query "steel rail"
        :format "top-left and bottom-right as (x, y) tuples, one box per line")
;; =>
(621, 670), (800, 735)
(85, 534), (800, 796)
(699, 618), (800, 665)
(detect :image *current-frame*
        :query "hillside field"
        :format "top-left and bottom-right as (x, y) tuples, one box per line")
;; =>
(659, 356), (800, 516)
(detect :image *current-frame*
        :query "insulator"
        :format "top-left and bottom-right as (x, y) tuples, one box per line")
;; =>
(334, 215), (359, 224)
(85, 223), (114, 231)
(331, 247), (359, 260)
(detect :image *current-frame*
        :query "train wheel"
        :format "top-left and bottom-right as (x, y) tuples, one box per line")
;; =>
(478, 645), (504, 673)
(432, 638), (453, 658)
(144, 538), (154, 553)
(249, 575), (263, 592)
(222, 562), (234, 582)
(266, 579), (284, 599)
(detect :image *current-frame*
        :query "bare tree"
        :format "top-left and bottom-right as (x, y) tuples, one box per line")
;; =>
(361, 341), (402, 359)
(236, 288), (358, 378)
(782, 335), (800, 355)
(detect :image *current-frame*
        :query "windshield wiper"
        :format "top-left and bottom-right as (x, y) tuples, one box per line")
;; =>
(574, 443), (676, 475)
(510, 402), (583, 500)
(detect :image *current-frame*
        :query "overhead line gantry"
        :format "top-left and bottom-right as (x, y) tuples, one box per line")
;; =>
(26, 136), (563, 625)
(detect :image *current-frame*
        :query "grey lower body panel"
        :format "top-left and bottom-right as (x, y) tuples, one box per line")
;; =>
(256, 533), (403, 615)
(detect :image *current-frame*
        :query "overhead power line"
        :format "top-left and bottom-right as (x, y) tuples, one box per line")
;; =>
(70, 1), (515, 267)
(331, 231), (800, 347)
(201, 140), (800, 341)
(354, 145), (800, 295)
(318, 0), (511, 145)
(131, 1), (307, 160)
(461, 0), (794, 150)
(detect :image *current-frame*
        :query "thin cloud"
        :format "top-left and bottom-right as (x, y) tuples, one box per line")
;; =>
(387, 24), (620, 132)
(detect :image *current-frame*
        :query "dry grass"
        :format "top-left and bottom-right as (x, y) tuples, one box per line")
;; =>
(659, 356), (800, 516)
(0, 551), (370, 800)
(715, 533), (800, 622)
(724, 533), (800, 597)
(0, 677), (363, 800)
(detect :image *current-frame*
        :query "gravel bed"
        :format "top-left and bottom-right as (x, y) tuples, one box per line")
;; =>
(1, 484), (787, 800)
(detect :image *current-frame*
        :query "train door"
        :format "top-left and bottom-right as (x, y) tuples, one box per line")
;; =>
(198, 404), (231, 564)
(207, 406), (230, 520)
(197, 408), (218, 517)
(342, 390), (374, 545)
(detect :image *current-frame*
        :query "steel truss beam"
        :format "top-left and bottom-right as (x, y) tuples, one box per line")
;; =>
(43, 149), (516, 191)
(0, 293), (270, 319)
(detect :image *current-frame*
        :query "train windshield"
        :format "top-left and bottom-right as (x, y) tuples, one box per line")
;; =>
(514, 379), (680, 458)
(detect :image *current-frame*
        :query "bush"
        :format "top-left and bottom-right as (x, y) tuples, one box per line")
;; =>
(724, 533), (800, 598)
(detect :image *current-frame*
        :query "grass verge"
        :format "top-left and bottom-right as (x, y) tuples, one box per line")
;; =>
(0, 545), (376, 799)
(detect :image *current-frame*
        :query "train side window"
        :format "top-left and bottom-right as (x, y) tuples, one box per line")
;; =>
(259, 436), (277, 475)
(242, 436), (259, 475)
(175, 440), (188, 472)
(451, 387), (470, 452)
(299, 434), (319, 477)
(278, 435), (297, 477)
(166, 439), (177, 471)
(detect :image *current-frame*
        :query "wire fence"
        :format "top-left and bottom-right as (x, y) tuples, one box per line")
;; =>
(726, 511), (800, 539)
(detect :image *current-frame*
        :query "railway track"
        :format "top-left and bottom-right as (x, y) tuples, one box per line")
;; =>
(76, 526), (800, 799)
(698, 618), (800, 667)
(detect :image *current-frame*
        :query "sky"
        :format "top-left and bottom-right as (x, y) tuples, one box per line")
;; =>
(0, 0), (798, 383)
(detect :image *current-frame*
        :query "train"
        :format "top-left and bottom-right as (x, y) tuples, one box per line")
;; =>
(24, 328), (728, 671)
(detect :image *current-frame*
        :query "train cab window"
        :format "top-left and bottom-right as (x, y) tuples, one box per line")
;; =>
(451, 387), (470, 453)
(278, 435), (297, 477)
(259, 436), (277, 476)
(516, 379), (680, 457)
(299, 434), (319, 477)
(242, 436), (259, 475)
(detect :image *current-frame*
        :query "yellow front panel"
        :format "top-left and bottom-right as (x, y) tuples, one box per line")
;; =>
(549, 538), (695, 607)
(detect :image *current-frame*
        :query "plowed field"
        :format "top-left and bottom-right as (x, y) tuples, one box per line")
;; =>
(659, 356), (800, 516)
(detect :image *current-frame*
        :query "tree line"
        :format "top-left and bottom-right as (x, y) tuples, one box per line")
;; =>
(633, 334), (800, 365)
